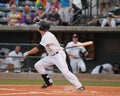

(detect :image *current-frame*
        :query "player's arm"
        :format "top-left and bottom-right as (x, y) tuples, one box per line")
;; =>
(23, 47), (39, 58)
(80, 46), (89, 57)
(83, 51), (89, 57)
(27, 47), (39, 55)
(23, 45), (44, 58)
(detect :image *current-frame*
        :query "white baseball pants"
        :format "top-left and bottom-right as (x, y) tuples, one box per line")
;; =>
(70, 58), (86, 73)
(34, 50), (83, 89)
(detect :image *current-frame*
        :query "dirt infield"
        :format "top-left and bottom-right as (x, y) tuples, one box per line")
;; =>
(0, 85), (119, 96)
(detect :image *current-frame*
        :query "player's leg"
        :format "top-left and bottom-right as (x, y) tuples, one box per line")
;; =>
(14, 61), (21, 73)
(70, 59), (78, 73)
(34, 56), (54, 88)
(54, 51), (84, 90)
(78, 59), (86, 73)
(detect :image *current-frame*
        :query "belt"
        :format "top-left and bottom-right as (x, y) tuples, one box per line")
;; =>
(71, 57), (80, 59)
(51, 51), (58, 56)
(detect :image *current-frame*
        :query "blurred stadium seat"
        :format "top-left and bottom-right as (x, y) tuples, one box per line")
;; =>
(21, 1), (33, 6)
(17, 6), (24, 12)
(0, 3), (6, 7)
(30, 6), (36, 13)
(0, 11), (5, 18)
(1, 7), (10, 12)
(5, 12), (10, 17)
(0, 17), (7, 25)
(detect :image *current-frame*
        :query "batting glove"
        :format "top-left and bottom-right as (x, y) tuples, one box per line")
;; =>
(23, 51), (29, 59)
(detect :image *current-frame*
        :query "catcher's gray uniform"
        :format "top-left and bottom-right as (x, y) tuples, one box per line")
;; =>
(66, 41), (87, 73)
(91, 63), (114, 74)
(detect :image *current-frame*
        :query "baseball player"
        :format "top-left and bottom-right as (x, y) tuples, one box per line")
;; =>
(9, 46), (24, 73)
(91, 63), (120, 74)
(66, 34), (88, 73)
(0, 51), (8, 72)
(23, 20), (85, 90)
(0, 51), (13, 73)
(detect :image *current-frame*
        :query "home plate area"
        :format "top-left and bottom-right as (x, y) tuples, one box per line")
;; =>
(0, 85), (120, 96)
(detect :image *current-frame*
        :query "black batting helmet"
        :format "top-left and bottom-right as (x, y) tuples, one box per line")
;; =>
(38, 20), (50, 31)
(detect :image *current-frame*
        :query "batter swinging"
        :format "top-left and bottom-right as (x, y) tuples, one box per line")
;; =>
(23, 20), (85, 90)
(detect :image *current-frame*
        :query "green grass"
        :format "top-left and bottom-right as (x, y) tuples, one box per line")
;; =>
(0, 79), (120, 87)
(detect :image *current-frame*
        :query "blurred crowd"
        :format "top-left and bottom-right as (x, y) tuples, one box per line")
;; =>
(0, 0), (119, 26)
(0, 0), (72, 26)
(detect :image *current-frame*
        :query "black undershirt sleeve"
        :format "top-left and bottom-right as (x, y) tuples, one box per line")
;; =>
(36, 44), (44, 51)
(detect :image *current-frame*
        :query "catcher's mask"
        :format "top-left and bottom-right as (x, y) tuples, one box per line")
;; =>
(38, 20), (50, 31)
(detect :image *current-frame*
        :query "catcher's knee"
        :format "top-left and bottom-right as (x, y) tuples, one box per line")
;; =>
(80, 67), (86, 72)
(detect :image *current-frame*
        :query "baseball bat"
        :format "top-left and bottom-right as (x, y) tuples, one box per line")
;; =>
(80, 41), (93, 46)
(65, 41), (93, 49)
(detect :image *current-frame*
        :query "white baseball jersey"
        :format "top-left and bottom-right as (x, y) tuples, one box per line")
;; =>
(34, 31), (83, 89)
(66, 41), (87, 59)
(91, 63), (114, 74)
(8, 51), (23, 68)
(66, 41), (87, 73)
(40, 31), (63, 56)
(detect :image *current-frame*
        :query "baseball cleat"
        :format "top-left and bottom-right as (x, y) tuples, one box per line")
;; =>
(41, 83), (53, 89)
(77, 86), (85, 91)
